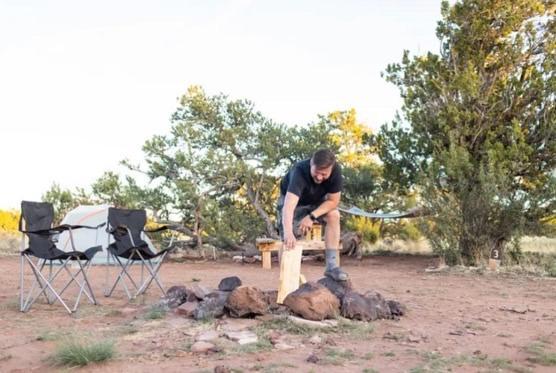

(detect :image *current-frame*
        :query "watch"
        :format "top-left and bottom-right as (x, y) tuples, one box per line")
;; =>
(309, 212), (318, 222)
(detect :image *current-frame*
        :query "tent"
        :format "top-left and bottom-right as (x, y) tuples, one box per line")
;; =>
(58, 205), (155, 264)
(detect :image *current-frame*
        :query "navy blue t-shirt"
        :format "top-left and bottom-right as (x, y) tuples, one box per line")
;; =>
(280, 159), (343, 206)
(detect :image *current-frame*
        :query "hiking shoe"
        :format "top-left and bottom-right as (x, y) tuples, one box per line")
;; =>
(324, 267), (349, 281)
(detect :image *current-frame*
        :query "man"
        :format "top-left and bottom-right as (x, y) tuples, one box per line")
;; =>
(277, 149), (348, 281)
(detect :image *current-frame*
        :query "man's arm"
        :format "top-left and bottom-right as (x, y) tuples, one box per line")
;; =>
(282, 191), (299, 250)
(298, 192), (341, 234)
(312, 192), (341, 218)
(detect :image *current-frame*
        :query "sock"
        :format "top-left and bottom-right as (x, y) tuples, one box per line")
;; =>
(325, 249), (338, 271)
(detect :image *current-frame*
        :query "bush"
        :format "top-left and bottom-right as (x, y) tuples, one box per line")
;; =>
(345, 216), (379, 244)
(0, 209), (19, 233)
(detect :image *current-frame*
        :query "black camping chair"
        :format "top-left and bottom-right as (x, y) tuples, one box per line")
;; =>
(19, 201), (105, 314)
(104, 207), (178, 299)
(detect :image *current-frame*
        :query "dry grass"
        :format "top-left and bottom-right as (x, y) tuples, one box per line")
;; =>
(0, 231), (19, 256)
(362, 238), (433, 256)
(361, 236), (556, 257)
(521, 236), (556, 254)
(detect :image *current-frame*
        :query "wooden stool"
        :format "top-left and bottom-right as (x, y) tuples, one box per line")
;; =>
(255, 224), (339, 304)
(255, 224), (338, 270)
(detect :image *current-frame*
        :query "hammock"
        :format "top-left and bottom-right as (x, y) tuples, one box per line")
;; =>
(338, 206), (424, 219)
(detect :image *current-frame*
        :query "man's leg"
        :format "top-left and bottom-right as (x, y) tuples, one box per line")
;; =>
(323, 209), (348, 281)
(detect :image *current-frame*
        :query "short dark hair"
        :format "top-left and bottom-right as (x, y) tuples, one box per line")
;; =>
(311, 149), (336, 169)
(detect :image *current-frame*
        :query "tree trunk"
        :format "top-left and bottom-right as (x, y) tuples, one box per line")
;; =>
(194, 206), (206, 259)
(245, 185), (279, 239)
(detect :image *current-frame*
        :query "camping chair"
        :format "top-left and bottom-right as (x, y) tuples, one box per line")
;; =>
(104, 207), (178, 300)
(19, 201), (104, 314)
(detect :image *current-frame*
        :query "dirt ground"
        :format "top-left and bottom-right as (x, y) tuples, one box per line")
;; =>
(1, 254), (556, 373)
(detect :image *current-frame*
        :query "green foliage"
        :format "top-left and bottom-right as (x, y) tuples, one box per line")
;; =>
(144, 305), (166, 320)
(526, 340), (556, 366)
(42, 183), (78, 223)
(378, 0), (556, 265)
(51, 338), (115, 367)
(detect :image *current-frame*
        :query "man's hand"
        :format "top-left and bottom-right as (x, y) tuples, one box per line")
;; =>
(283, 231), (297, 250)
(299, 215), (313, 236)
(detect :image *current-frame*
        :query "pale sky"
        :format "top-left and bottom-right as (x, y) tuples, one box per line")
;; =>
(0, 0), (442, 209)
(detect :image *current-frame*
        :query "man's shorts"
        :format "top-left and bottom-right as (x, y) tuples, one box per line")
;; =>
(276, 195), (325, 239)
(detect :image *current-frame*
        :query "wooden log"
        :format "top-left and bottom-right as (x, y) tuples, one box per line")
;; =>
(276, 245), (302, 304)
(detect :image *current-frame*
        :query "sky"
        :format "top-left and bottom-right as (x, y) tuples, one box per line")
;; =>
(0, 0), (443, 209)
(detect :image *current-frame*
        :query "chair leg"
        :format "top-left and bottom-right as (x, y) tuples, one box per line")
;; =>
(22, 258), (65, 312)
(72, 260), (97, 312)
(59, 260), (95, 304)
(106, 253), (139, 299)
(135, 252), (167, 296)
(23, 256), (72, 314)
(19, 255), (25, 312)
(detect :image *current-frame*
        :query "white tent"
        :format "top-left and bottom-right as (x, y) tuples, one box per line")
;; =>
(58, 205), (155, 264)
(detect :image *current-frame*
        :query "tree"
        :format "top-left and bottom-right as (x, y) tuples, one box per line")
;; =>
(42, 183), (78, 223)
(378, 0), (556, 265)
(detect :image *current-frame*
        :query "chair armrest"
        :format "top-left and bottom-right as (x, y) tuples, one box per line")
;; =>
(107, 224), (137, 247)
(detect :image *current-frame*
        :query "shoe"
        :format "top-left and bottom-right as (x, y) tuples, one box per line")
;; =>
(324, 267), (349, 281)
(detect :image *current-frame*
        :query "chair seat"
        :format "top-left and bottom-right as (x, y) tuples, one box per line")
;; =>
(108, 244), (169, 260)
(23, 246), (102, 261)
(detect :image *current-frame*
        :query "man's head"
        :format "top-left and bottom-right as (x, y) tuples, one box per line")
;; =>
(310, 149), (336, 184)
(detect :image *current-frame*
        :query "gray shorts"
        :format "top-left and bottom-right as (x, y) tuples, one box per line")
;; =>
(276, 195), (325, 239)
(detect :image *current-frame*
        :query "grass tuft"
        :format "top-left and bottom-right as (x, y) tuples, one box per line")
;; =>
(51, 338), (115, 367)
(144, 305), (166, 320)
(526, 341), (556, 366)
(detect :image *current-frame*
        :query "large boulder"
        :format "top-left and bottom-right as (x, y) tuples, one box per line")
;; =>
(193, 291), (230, 320)
(226, 286), (268, 317)
(218, 276), (242, 292)
(317, 276), (354, 302)
(341, 290), (392, 321)
(283, 282), (340, 321)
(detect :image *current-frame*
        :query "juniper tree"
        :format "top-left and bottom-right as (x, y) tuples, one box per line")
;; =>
(378, 0), (556, 265)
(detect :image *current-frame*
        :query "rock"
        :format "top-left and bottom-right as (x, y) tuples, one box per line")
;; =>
(388, 300), (406, 316)
(175, 301), (199, 318)
(283, 282), (340, 321)
(214, 366), (231, 373)
(317, 276), (354, 302)
(226, 286), (268, 318)
(306, 352), (320, 363)
(191, 284), (213, 300)
(194, 291), (230, 320)
(196, 330), (220, 342)
(340, 231), (363, 258)
(262, 290), (279, 309)
(224, 330), (258, 345)
(364, 291), (392, 319)
(309, 335), (322, 344)
(287, 315), (338, 328)
(190, 341), (216, 353)
(341, 290), (392, 321)
(218, 276), (242, 292)
(157, 285), (193, 310)
(220, 318), (259, 332)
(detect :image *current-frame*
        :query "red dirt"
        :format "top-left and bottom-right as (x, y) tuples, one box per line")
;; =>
(1, 255), (555, 372)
